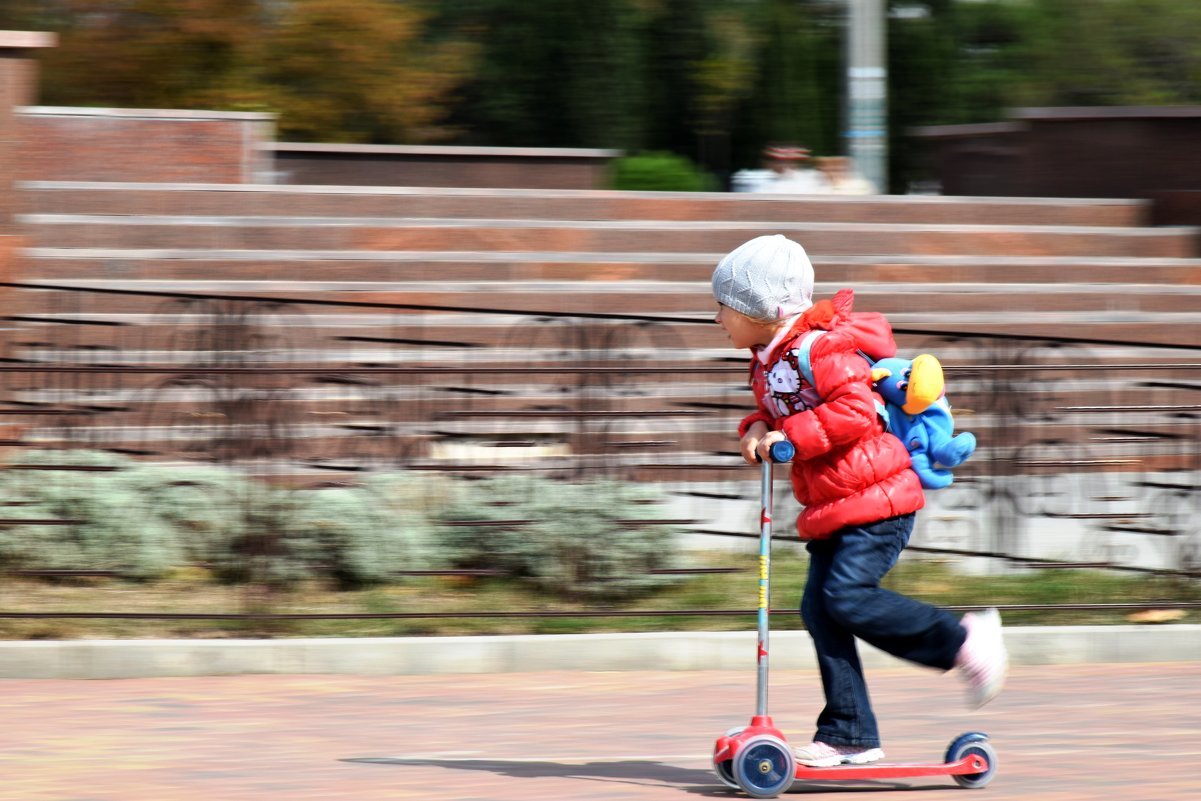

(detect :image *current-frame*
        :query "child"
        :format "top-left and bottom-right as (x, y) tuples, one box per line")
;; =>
(712, 234), (1007, 768)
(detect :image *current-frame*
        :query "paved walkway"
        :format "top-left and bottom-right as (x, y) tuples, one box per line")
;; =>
(1, 663), (1197, 801)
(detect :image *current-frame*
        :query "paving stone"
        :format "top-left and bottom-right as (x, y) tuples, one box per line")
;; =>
(0, 663), (1196, 800)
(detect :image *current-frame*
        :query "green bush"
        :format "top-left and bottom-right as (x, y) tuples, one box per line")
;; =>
(431, 475), (683, 600)
(0, 451), (682, 599)
(0, 452), (439, 587)
(608, 152), (718, 192)
(288, 483), (426, 589)
(0, 450), (183, 579)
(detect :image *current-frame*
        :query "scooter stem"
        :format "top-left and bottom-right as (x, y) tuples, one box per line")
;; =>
(756, 454), (773, 718)
(755, 440), (794, 718)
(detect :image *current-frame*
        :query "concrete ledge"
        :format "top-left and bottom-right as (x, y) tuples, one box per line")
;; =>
(0, 31), (57, 50)
(0, 625), (1198, 680)
(20, 106), (274, 122)
(270, 142), (621, 159)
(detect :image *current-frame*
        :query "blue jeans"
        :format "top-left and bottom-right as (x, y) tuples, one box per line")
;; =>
(801, 513), (967, 748)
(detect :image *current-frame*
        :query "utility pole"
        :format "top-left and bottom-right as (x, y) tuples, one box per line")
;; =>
(845, 0), (887, 193)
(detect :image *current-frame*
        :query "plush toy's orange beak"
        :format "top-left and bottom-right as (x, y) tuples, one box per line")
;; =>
(902, 353), (944, 415)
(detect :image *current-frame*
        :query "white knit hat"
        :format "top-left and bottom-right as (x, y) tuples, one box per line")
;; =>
(711, 234), (814, 320)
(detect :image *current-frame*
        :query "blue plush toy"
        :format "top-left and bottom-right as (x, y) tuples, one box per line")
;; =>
(870, 354), (976, 489)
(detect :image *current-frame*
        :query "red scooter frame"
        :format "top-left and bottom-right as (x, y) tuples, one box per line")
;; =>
(710, 442), (997, 797)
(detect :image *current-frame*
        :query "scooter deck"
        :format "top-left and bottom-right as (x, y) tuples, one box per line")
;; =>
(793, 752), (989, 781)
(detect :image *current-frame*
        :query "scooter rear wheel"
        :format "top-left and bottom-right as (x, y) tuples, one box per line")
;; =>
(946, 733), (997, 789)
(733, 734), (795, 798)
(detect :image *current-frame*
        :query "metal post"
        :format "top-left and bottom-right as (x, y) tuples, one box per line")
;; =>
(845, 0), (887, 193)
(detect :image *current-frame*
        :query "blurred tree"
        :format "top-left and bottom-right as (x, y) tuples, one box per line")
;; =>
(436, 1), (841, 184)
(888, 0), (1030, 191)
(248, 0), (474, 142)
(722, 1), (841, 181)
(891, 0), (1201, 126)
(687, 3), (762, 183)
(0, 0), (72, 30)
(642, 0), (712, 157)
(887, 0), (1201, 190)
(29, 0), (259, 109)
(29, 0), (472, 144)
(747, 0), (830, 151)
(1013, 0), (1201, 107)
(15, 1), (1201, 189)
(434, 0), (646, 149)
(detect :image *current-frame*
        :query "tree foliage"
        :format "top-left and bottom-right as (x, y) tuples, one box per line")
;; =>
(247, 0), (475, 143)
(433, 0), (647, 149)
(26, 0), (474, 143)
(7, 1), (1201, 187)
(32, 0), (263, 110)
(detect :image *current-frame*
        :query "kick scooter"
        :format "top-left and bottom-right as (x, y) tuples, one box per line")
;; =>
(711, 440), (997, 797)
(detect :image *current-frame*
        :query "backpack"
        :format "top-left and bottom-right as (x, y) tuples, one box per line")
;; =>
(795, 329), (975, 489)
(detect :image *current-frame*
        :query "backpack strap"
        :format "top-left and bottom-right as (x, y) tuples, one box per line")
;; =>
(795, 329), (825, 390)
(795, 328), (890, 429)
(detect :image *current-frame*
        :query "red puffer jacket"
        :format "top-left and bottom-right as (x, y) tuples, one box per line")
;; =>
(738, 290), (924, 539)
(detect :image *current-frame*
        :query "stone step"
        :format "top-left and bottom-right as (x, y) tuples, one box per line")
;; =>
(8, 411), (1194, 479)
(2, 382), (1189, 430)
(17, 181), (1151, 227)
(3, 365), (1191, 415)
(8, 184), (1196, 487)
(19, 215), (1199, 258)
(9, 280), (1201, 317)
(5, 307), (1201, 348)
(21, 249), (1201, 285)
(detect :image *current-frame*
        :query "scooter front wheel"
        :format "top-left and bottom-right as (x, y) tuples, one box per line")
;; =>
(713, 756), (738, 789)
(733, 734), (795, 798)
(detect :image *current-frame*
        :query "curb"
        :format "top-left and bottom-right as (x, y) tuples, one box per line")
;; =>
(1, 625), (1198, 680)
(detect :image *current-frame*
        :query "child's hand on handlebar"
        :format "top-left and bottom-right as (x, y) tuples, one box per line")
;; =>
(740, 422), (789, 464)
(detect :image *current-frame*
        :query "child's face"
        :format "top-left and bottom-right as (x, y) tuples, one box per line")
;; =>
(715, 304), (776, 350)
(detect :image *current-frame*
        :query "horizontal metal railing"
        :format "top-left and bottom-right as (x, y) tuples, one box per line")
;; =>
(0, 282), (1197, 627)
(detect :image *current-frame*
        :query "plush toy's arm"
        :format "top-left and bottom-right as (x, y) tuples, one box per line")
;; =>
(929, 430), (977, 469)
(909, 447), (955, 489)
(889, 409), (955, 489)
(921, 401), (976, 469)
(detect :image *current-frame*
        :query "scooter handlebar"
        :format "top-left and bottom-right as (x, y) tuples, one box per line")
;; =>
(757, 439), (795, 464)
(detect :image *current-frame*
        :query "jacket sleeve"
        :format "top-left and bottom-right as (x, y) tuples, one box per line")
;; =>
(776, 332), (879, 460)
(738, 409), (774, 438)
(736, 359), (775, 437)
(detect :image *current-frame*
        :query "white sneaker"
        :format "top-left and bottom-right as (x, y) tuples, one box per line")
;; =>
(793, 740), (885, 768)
(956, 607), (1008, 708)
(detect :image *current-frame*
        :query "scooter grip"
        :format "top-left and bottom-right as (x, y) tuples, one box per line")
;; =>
(766, 440), (795, 463)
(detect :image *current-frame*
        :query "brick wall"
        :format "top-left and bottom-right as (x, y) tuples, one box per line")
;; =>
(270, 142), (621, 190)
(912, 106), (1201, 199)
(18, 106), (275, 184)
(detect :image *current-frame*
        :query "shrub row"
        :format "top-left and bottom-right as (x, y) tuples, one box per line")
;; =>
(0, 451), (682, 599)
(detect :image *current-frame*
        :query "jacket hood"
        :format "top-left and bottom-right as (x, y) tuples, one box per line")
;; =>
(762, 288), (862, 365)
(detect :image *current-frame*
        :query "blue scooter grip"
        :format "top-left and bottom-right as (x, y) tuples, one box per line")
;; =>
(765, 440), (795, 463)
